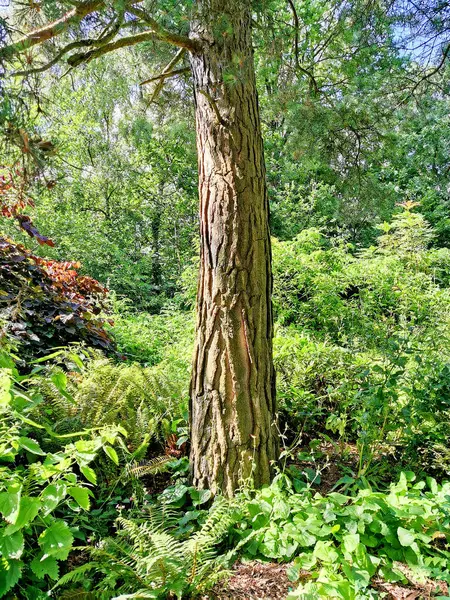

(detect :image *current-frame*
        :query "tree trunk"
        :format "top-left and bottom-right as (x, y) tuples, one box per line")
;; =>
(189, 0), (278, 496)
(151, 209), (162, 289)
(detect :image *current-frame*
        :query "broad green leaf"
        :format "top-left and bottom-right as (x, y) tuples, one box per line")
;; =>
(41, 483), (67, 516)
(426, 477), (438, 494)
(18, 437), (45, 456)
(103, 445), (119, 466)
(30, 554), (59, 580)
(4, 497), (41, 534)
(68, 352), (84, 370)
(397, 527), (416, 547)
(39, 520), (74, 560)
(341, 562), (371, 587)
(68, 487), (90, 510)
(286, 525), (316, 547)
(355, 543), (378, 576)
(378, 565), (407, 583)
(190, 488), (211, 506)
(80, 465), (97, 485)
(0, 489), (20, 523)
(342, 533), (360, 553)
(313, 540), (339, 563)
(0, 531), (24, 559)
(0, 373), (11, 406)
(293, 552), (317, 571)
(0, 558), (22, 597)
(51, 372), (67, 391)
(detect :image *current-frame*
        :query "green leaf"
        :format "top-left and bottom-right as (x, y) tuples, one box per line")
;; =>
(397, 527), (416, 547)
(31, 350), (65, 364)
(41, 483), (67, 516)
(354, 543), (378, 576)
(18, 437), (45, 456)
(0, 531), (24, 559)
(68, 487), (90, 510)
(51, 372), (67, 391)
(293, 552), (317, 571)
(313, 541), (339, 563)
(295, 531), (317, 547)
(426, 477), (438, 494)
(0, 373), (12, 407)
(0, 558), (22, 597)
(80, 465), (97, 485)
(30, 554), (59, 580)
(342, 533), (360, 553)
(0, 489), (20, 524)
(68, 352), (84, 370)
(190, 488), (211, 506)
(341, 562), (371, 587)
(39, 520), (74, 560)
(378, 565), (407, 583)
(5, 497), (41, 534)
(103, 445), (119, 466)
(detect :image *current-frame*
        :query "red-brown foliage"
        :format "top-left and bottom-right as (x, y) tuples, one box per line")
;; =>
(0, 238), (114, 358)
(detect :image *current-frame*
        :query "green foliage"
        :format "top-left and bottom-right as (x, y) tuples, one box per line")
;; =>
(34, 345), (190, 455)
(4, 55), (198, 312)
(56, 498), (239, 599)
(272, 207), (450, 477)
(109, 297), (194, 365)
(235, 472), (450, 598)
(0, 359), (125, 597)
(70, 358), (186, 450)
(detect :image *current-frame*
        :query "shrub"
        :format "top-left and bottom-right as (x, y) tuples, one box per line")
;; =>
(0, 237), (114, 361)
(0, 357), (125, 598)
(271, 207), (450, 478)
(109, 297), (195, 366)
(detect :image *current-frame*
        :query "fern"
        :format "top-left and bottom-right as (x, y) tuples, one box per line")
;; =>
(59, 591), (99, 600)
(56, 498), (239, 599)
(32, 357), (186, 451)
(54, 562), (101, 588)
(127, 456), (176, 479)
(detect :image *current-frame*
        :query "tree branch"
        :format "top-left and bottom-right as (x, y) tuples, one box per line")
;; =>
(140, 66), (190, 85)
(13, 39), (101, 76)
(66, 30), (161, 66)
(410, 43), (450, 93)
(1, 0), (200, 64)
(12, 12), (126, 75)
(0, 0), (104, 59)
(141, 47), (189, 103)
(287, 0), (300, 68)
(198, 90), (225, 125)
(128, 6), (200, 51)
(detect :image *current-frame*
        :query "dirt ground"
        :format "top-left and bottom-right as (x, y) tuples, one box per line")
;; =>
(208, 560), (449, 599)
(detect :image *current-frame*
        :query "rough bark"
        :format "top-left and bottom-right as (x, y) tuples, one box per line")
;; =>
(189, 0), (278, 496)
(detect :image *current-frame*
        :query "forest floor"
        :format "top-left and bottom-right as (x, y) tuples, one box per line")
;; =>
(207, 444), (449, 600)
(142, 443), (448, 600)
(209, 560), (449, 599)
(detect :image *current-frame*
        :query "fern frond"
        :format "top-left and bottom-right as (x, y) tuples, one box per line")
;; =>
(54, 562), (100, 588)
(187, 496), (238, 552)
(61, 499), (236, 599)
(140, 504), (180, 531)
(112, 592), (160, 599)
(126, 456), (176, 479)
(59, 590), (99, 600)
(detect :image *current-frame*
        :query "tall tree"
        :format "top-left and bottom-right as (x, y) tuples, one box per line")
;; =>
(0, 0), (279, 495)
